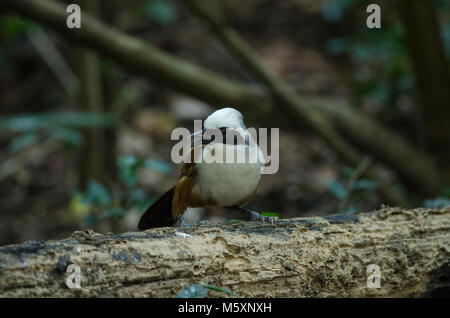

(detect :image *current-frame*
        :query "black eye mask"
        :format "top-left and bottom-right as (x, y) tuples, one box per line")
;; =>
(201, 127), (248, 146)
(201, 127), (226, 145)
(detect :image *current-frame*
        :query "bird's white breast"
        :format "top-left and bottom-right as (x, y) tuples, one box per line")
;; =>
(196, 143), (262, 206)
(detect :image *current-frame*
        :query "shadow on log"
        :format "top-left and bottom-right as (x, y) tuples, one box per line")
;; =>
(0, 207), (449, 297)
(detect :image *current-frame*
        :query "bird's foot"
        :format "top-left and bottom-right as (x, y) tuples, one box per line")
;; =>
(193, 220), (210, 227)
(249, 211), (278, 224)
(179, 215), (210, 228)
(227, 206), (278, 224)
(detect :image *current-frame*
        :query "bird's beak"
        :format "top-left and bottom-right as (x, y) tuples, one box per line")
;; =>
(190, 128), (205, 138)
(190, 128), (205, 147)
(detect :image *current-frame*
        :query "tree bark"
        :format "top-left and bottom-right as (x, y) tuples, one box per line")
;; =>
(0, 207), (448, 297)
(72, 0), (106, 188)
(0, 0), (442, 199)
(398, 0), (450, 154)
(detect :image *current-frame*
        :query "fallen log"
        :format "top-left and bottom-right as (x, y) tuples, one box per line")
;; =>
(0, 207), (449, 297)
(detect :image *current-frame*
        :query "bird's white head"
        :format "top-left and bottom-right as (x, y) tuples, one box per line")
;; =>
(204, 107), (246, 130)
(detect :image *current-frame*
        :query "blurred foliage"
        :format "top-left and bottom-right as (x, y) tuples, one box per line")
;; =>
(0, 112), (117, 152)
(135, 0), (178, 26)
(0, 112), (116, 132)
(422, 187), (450, 209)
(176, 284), (237, 298)
(261, 211), (279, 217)
(0, 16), (38, 39)
(117, 155), (171, 187)
(423, 197), (450, 209)
(323, 0), (450, 109)
(349, 27), (412, 108)
(436, 0), (450, 57)
(321, 0), (361, 23)
(70, 155), (171, 225)
(0, 16), (37, 74)
(328, 165), (378, 213)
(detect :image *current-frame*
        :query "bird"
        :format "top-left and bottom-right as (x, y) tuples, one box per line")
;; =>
(138, 107), (269, 230)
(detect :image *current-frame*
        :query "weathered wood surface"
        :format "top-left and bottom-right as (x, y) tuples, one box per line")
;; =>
(0, 207), (449, 297)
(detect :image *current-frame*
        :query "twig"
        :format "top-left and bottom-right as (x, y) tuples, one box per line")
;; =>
(0, 138), (62, 183)
(26, 27), (80, 96)
(338, 156), (372, 212)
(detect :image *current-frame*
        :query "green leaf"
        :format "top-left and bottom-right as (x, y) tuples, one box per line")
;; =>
(176, 284), (210, 298)
(48, 112), (117, 128)
(69, 193), (92, 217)
(176, 284), (237, 298)
(423, 197), (450, 209)
(203, 285), (237, 297)
(353, 179), (378, 191)
(321, 0), (359, 23)
(117, 155), (143, 187)
(120, 171), (138, 187)
(117, 155), (141, 170)
(441, 187), (450, 198)
(350, 191), (370, 200)
(345, 205), (359, 213)
(328, 180), (347, 199)
(83, 214), (98, 225)
(0, 16), (38, 37)
(128, 188), (148, 202)
(7, 132), (39, 154)
(341, 166), (355, 178)
(0, 114), (46, 132)
(261, 212), (279, 217)
(116, 156), (171, 187)
(145, 0), (177, 26)
(87, 180), (111, 206)
(0, 112), (117, 132)
(324, 37), (350, 55)
(51, 128), (83, 146)
(143, 159), (171, 173)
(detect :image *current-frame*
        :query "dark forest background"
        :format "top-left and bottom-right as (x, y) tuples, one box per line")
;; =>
(0, 0), (449, 246)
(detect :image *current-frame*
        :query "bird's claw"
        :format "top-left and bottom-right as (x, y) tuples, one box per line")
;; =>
(250, 211), (278, 224)
(180, 219), (210, 228)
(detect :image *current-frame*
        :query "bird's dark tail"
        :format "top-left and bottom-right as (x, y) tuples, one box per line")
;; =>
(138, 187), (177, 230)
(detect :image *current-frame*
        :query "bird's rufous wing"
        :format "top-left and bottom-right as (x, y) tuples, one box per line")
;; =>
(172, 145), (216, 219)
